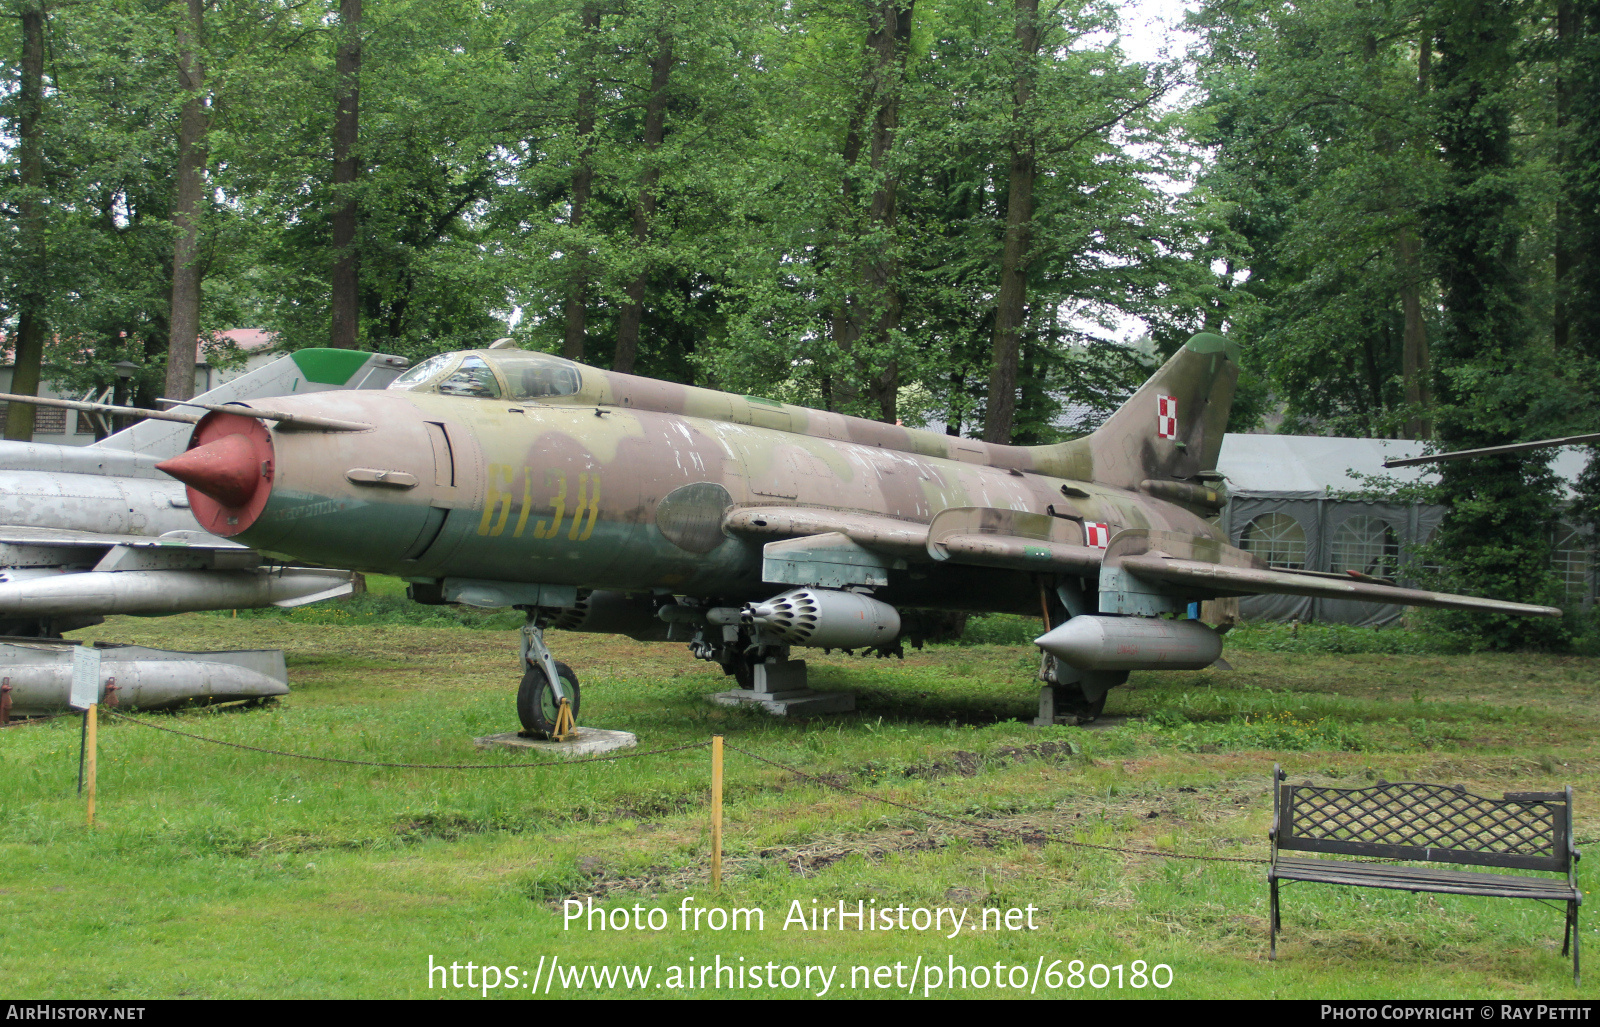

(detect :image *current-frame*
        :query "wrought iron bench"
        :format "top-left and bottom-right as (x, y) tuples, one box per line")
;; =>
(1269, 765), (1583, 984)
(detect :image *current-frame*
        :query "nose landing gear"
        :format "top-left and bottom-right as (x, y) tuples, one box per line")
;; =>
(518, 617), (580, 740)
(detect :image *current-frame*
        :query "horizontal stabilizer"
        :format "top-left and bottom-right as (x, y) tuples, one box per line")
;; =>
(1118, 554), (1563, 618)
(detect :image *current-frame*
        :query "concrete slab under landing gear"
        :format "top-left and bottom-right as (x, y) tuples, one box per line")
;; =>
(1034, 715), (1130, 731)
(711, 688), (856, 716)
(474, 727), (638, 756)
(1033, 684), (1128, 729)
(1032, 706), (1132, 730)
(709, 657), (855, 716)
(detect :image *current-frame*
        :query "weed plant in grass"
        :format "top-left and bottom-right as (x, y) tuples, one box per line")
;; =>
(1223, 621), (1467, 656)
(1, 601), (1595, 999)
(1145, 708), (1369, 753)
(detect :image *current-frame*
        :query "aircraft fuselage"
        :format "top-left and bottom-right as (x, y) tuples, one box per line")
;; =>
(196, 388), (1221, 615)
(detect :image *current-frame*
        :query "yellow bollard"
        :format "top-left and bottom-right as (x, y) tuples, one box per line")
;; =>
(85, 703), (97, 827)
(711, 735), (723, 890)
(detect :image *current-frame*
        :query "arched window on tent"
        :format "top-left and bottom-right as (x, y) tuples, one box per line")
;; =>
(1240, 512), (1307, 570)
(1330, 515), (1400, 580)
(1550, 521), (1593, 602)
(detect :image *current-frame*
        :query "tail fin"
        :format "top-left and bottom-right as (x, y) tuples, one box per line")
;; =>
(1031, 332), (1239, 490)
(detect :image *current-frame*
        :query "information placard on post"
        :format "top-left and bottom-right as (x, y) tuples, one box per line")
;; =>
(69, 645), (101, 710)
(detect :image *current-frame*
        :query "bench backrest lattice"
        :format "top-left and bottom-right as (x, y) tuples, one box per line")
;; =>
(1277, 776), (1573, 873)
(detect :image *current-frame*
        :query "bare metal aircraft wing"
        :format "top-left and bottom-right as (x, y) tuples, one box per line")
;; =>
(1116, 554), (1561, 617)
(0, 526), (246, 549)
(1105, 530), (1562, 618)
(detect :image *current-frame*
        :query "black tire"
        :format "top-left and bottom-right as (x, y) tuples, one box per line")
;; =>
(517, 660), (580, 737)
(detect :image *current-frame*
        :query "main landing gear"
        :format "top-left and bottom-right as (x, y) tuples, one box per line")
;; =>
(689, 611), (855, 716)
(1033, 576), (1126, 726)
(1035, 654), (1126, 726)
(518, 615), (580, 740)
(687, 618), (793, 692)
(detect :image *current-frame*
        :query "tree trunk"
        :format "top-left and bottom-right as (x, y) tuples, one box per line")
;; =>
(1398, 25), (1432, 438)
(1554, 0), (1574, 352)
(1396, 226), (1432, 438)
(863, 3), (914, 424)
(613, 33), (673, 375)
(166, 0), (208, 403)
(563, 4), (601, 362)
(984, 0), (1041, 444)
(1570, 0), (1600, 358)
(138, 323), (169, 410)
(4, 3), (47, 442)
(1354, 26), (1434, 440)
(825, 85), (873, 412)
(828, 1), (913, 423)
(329, 0), (361, 350)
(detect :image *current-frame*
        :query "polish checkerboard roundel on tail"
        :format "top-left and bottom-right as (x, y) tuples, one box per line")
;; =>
(1084, 522), (1110, 549)
(1157, 395), (1178, 439)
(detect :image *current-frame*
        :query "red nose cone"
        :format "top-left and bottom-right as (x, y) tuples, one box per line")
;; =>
(157, 411), (275, 537)
(157, 433), (264, 507)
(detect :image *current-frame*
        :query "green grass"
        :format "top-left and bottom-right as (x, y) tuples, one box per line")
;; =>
(3, 590), (1596, 999)
(201, 573), (526, 630)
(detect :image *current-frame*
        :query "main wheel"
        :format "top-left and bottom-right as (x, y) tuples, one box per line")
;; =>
(517, 660), (580, 737)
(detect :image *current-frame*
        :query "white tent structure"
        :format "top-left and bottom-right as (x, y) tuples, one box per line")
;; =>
(1214, 434), (1593, 625)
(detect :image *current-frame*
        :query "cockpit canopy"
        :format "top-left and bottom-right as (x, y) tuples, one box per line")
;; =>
(386, 350), (583, 401)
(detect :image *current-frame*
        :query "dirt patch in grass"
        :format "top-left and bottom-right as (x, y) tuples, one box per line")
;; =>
(898, 739), (1080, 780)
(394, 813), (501, 843)
(765, 829), (954, 875)
(554, 778), (1269, 908)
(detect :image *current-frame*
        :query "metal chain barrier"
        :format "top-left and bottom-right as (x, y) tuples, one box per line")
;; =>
(99, 710), (1267, 864)
(724, 742), (1270, 866)
(101, 708), (709, 769)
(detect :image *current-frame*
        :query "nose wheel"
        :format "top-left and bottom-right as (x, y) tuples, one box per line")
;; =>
(517, 659), (580, 739)
(518, 617), (580, 740)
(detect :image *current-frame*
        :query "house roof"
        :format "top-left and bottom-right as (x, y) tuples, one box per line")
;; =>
(213, 329), (276, 352)
(1, 328), (277, 367)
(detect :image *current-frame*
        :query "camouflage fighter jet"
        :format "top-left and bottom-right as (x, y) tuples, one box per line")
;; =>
(0, 348), (409, 637)
(147, 333), (1559, 734)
